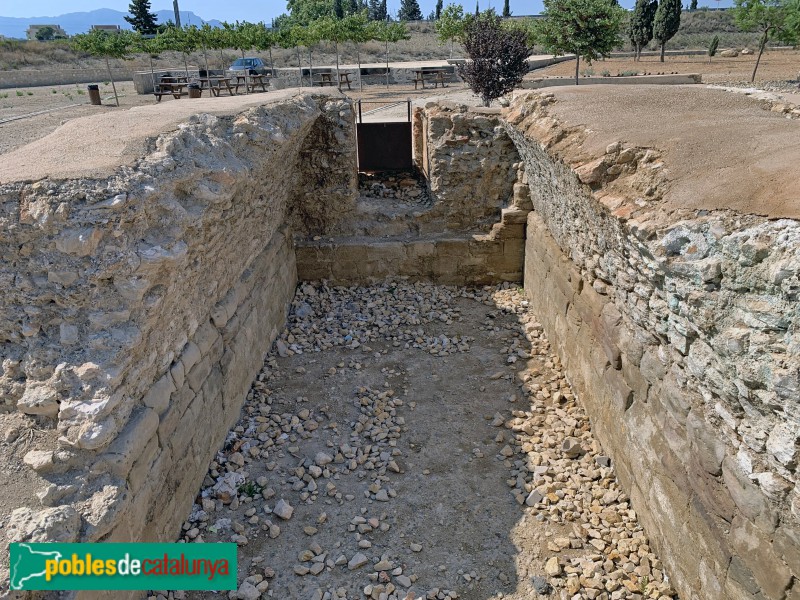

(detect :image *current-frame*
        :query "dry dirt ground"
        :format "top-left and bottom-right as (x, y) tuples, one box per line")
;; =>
(151, 281), (677, 600)
(535, 50), (800, 87)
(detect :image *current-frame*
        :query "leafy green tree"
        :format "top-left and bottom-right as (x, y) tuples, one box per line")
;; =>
(503, 0), (511, 17)
(161, 25), (199, 78)
(35, 26), (56, 41)
(436, 4), (466, 57)
(457, 11), (531, 105)
(342, 12), (373, 89)
(653, 0), (681, 61)
(125, 0), (158, 34)
(398, 0), (424, 20)
(537, 0), (625, 85)
(370, 20), (410, 86)
(286, 0), (335, 25)
(629, 0), (657, 60)
(734, 0), (797, 81)
(295, 22), (324, 85)
(315, 16), (347, 81)
(71, 29), (137, 106)
(134, 33), (164, 89)
(347, 0), (361, 14)
(276, 26), (306, 85)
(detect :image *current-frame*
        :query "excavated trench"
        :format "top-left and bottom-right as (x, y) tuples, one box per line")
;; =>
(2, 88), (798, 600)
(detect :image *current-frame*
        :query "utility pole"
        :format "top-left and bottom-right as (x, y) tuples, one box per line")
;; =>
(173, 0), (181, 27)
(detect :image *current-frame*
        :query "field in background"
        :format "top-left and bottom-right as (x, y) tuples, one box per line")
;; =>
(0, 12), (784, 73)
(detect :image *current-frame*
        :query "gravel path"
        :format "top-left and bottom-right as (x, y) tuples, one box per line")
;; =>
(152, 281), (678, 600)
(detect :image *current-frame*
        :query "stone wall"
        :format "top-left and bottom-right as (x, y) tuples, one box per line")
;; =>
(295, 101), (529, 285)
(0, 93), (357, 562)
(0, 67), (135, 89)
(506, 92), (800, 600)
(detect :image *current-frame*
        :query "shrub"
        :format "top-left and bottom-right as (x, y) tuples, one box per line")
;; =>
(457, 11), (532, 106)
(708, 34), (720, 56)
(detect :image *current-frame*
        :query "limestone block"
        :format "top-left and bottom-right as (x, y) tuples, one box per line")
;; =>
(99, 408), (159, 479)
(142, 373), (175, 414)
(7, 506), (81, 543)
(187, 355), (212, 393)
(17, 383), (59, 417)
(686, 409), (726, 475)
(730, 515), (793, 599)
(722, 457), (777, 533)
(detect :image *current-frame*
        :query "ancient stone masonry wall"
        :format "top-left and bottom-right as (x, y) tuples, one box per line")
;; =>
(0, 94), (357, 557)
(413, 102), (524, 232)
(296, 102), (529, 286)
(505, 91), (800, 600)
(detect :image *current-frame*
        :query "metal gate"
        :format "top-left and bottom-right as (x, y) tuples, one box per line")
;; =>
(356, 99), (413, 172)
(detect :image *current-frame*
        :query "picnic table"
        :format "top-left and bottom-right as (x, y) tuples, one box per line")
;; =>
(413, 69), (449, 90)
(153, 82), (187, 101)
(233, 73), (269, 93)
(314, 72), (352, 90)
(199, 77), (236, 96)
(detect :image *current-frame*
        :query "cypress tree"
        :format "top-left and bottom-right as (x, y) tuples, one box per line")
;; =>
(475, 1), (480, 15)
(334, 0), (345, 19)
(436, 0), (444, 19)
(347, 0), (360, 14)
(398, 0), (423, 20)
(690, 0), (697, 9)
(124, 0), (158, 34)
(629, 0), (657, 60)
(380, 0), (388, 20)
(503, 0), (511, 16)
(653, 0), (681, 61)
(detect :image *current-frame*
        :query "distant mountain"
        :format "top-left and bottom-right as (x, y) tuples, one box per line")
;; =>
(0, 9), (222, 39)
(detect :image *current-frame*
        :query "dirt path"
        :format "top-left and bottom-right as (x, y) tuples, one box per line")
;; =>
(164, 281), (677, 600)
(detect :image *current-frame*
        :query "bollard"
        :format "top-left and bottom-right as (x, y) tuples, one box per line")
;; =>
(87, 84), (101, 106)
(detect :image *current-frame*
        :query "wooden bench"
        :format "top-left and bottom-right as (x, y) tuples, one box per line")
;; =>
(200, 77), (236, 96)
(314, 73), (337, 87)
(413, 70), (448, 90)
(233, 74), (270, 93)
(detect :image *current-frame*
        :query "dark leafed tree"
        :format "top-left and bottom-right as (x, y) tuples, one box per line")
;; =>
(653, 0), (681, 61)
(35, 26), (56, 40)
(436, 0), (444, 18)
(690, 0), (698, 8)
(475, 1), (480, 15)
(457, 12), (532, 105)
(398, 0), (424, 20)
(629, 0), (658, 59)
(334, 0), (345, 18)
(125, 0), (159, 34)
(503, 0), (512, 16)
(347, 0), (360, 14)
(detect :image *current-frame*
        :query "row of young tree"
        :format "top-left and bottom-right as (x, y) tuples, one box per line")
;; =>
(70, 16), (411, 107)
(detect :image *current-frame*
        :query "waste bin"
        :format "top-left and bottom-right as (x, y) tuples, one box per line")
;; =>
(188, 82), (202, 99)
(87, 84), (101, 106)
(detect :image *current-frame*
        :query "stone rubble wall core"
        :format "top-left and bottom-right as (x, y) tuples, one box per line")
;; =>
(505, 91), (800, 600)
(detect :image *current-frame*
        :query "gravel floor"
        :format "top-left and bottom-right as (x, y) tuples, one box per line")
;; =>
(151, 281), (678, 600)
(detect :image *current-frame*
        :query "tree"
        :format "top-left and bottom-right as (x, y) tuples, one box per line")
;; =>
(707, 33), (719, 60)
(398, 0), (424, 20)
(629, 0), (657, 60)
(342, 12), (373, 89)
(537, 0), (625, 85)
(285, 0), (335, 25)
(334, 0), (345, 18)
(475, 1), (480, 15)
(457, 11), (532, 106)
(125, 0), (158, 34)
(436, 0), (444, 18)
(134, 33), (163, 90)
(161, 25), (198, 78)
(368, 0), (387, 19)
(371, 20), (410, 86)
(252, 22), (277, 75)
(35, 26), (56, 41)
(734, 0), (797, 81)
(347, 0), (361, 14)
(436, 4), (466, 57)
(690, 0), (698, 9)
(71, 29), (136, 106)
(653, 0), (681, 61)
(503, 0), (511, 17)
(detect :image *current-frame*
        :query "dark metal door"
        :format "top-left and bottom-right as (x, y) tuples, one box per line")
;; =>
(356, 100), (412, 172)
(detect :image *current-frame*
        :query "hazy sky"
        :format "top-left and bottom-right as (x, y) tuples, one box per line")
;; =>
(3, 0), (731, 20)
(4, 0), (595, 20)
